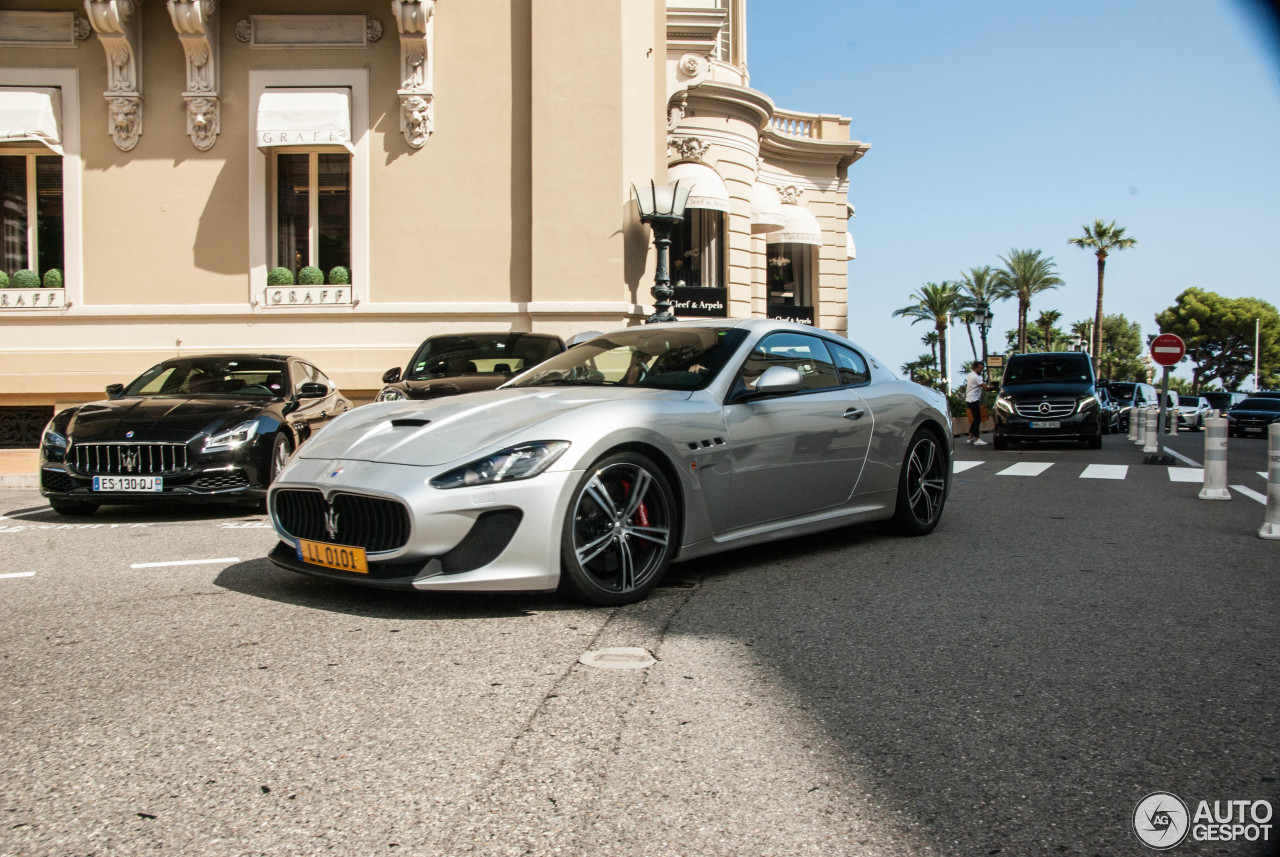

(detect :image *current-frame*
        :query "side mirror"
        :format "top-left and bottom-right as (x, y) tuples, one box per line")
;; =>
(752, 366), (804, 397)
(382, 367), (402, 384)
(105, 383), (125, 399)
(297, 382), (328, 400)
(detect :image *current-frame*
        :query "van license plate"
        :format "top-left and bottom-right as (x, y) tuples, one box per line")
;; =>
(1030, 421), (1061, 429)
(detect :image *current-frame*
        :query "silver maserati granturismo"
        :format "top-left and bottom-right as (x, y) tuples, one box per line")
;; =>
(266, 319), (953, 605)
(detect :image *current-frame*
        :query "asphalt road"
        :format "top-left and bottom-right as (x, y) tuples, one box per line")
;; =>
(1, 431), (1276, 856)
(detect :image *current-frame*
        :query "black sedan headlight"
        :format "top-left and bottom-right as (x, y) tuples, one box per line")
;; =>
(41, 419), (68, 461)
(203, 420), (260, 453)
(430, 441), (570, 489)
(376, 387), (405, 402)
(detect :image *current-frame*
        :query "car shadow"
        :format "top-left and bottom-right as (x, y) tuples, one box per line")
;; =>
(2, 503), (264, 525)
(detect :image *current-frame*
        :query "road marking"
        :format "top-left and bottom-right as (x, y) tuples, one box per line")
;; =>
(1168, 468), (1204, 483)
(1080, 464), (1128, 480)
(1231, 484), (1268, 505)
(1163, 447), (1202, 468)
(0, 571), (36, 579)
(996, 462), (1053, 477)
(1261, 472), (1270, 480)
(953, 460), (984, 473)
(130, 558), (240, 569)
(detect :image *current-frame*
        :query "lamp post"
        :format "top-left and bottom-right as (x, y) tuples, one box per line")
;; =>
(632, 179), (691, 324)
(974, 301), (993, 376)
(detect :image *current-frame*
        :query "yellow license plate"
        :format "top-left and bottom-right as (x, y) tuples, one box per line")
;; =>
(296, 539), (368, 574)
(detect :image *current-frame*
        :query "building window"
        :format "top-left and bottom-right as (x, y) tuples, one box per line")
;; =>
(272, 151), (350, 281)
(766, 242), (813, 313)
(670, 208), (724, 289)
(1, 153), (63, 284)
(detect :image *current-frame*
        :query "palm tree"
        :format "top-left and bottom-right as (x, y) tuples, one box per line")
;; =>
(1036, 309), (1062, 352)
(992, 249), (1064, 353)
(921, 331), (940, 367)
(893, 282), (961, 390)
(1068, 219), (1137, 376)
(956, 265), (1002, 370)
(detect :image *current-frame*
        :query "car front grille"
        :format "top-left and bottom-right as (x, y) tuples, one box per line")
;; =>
(193, 470), (251, 491)
(1013, 400), (1076, 419)
(70, 443), (189, 476)
(41, 469), (74, 492)
(272, 488), (411, 554)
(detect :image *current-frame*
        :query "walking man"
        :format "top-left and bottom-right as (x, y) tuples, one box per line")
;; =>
(965, 361), (987, 445)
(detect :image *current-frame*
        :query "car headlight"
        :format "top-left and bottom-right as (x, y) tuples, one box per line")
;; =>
(1076, 395), (1098, 414)
(430, 441), (570, 489)
(41, 419), (68, 460)
(995, 395), (1013, 414)
(376, 387), (405, 402)
(203, 419), (260, 452)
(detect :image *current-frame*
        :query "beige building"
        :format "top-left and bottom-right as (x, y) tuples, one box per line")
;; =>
(0, 0), (867, 446)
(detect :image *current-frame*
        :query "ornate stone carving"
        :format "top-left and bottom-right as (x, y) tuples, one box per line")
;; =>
(75, 16), (91, 41)
(367, 18), (383, 42)
(778, 185), (803, 205)
(167, 0), (220, 150)
(667, 90), (687, 133)
(85, 0), (143, 151)
(234, 18), (251, 42)
(668, 136), (709, 162)
(393, 0), (435, 148)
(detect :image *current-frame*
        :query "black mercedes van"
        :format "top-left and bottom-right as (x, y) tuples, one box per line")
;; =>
(993, 351), (1103, 449)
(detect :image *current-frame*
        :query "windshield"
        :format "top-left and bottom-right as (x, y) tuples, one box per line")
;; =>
(124, 358), (287, 398)
(1179, 398), (1202, 408)
(1236, 399), (1280, 411)
(510, 327), (749, 391)
(1003, 355), (1092, 384)
(404, 334), (562, 380)
(1202, 393), (1233, 408)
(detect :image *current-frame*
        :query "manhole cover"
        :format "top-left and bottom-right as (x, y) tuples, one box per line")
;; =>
(578, 647), (655, 670)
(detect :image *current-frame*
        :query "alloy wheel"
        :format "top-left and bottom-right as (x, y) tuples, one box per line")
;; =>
(569, 460), (673, 595)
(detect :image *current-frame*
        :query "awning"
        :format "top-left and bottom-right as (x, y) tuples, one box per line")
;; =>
(0, 88), (63, 155)
(256, 88), (353, 153)
(846, 231), (857, 260)
(765, 202), (823, 246)
(666, 161), (730, 212)
(750, 183), (786, 234)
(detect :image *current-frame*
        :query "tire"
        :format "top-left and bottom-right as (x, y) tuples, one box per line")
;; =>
(268, 432), (294, 483)
(559, 451), (677, 606)
(50, 499), (98, 516)
(1088, 432), (1102, 450)
(993, 435), (1008, 450)
(890, 428), (949, 536)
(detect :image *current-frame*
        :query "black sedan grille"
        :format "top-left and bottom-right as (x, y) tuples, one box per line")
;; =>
(272, 489), (410, 554)
(70, 443), (189, 476)
(41, 469), (74, 492)
(1013, 400), (1076, 419)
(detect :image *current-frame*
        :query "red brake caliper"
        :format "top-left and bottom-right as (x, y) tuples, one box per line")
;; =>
(620, 479), (651, 528)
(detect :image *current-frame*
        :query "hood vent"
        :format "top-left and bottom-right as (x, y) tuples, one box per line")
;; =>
(390, 418), (431, 428)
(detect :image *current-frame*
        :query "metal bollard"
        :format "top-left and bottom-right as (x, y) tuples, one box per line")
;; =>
(1143, 405), (1159, 454)
(1127, 407), (1139, 442)
(1260, 423), (1280, 538)
(1134, 406), (1147, 445)
(1199, 416), (1230, 500)
(1169, 406), (1178, 436)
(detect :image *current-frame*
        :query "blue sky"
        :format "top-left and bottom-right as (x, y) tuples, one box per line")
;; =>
(746, 0), (1280, 384)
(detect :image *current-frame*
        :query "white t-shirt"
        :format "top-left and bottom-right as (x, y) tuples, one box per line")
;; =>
(965, 370), (984, 403)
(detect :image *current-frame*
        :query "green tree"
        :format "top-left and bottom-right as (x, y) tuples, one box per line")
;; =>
(893, 282), (961, 390)
(1096, 314), (1146, 381)
(993, 249), (1064, 353)
(956, 265), (1003, 367)
(1068, 219), (1138, 377)
(1035, 309), (1063, 351)
(901, 353), (939, 386)
(1155, 288), (1280, 390)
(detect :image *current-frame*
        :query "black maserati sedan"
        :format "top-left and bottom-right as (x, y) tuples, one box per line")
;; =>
(375, 332), (566, 402)
(39, 354), (351, 515)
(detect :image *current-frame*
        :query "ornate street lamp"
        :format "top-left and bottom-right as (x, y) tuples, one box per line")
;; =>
(974, 301), (993, 374)
(632, 179), (691, 324)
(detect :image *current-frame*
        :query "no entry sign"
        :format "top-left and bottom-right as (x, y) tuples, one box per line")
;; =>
(1150, 333), (1186, 367)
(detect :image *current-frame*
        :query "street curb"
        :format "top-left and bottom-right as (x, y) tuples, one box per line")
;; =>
(0, 474), (38, 490)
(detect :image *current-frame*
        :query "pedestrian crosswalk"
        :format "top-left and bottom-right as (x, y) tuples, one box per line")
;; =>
(952, 459), (1271, 503)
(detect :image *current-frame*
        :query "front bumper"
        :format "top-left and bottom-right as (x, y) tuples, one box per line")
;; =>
(994, 408), (1101, 443)
(39, 463), (264, 504)
(266, 456), (576, 593)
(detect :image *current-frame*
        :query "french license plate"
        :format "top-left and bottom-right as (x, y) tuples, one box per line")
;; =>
(1030, 421), (1061, 429)
(1244, 426), (1263, 434)
(296, 538), (368, 574)
(93, 475), (162, 492)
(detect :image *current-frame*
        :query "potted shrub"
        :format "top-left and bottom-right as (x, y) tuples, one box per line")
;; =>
(298, 265), (323, 286)
(11, 269), (40, 289)
(328, 265), (350, 285)
(0, 271), (8, 289)
(42, 268), (63, 289)
(267, 266), (294, 286)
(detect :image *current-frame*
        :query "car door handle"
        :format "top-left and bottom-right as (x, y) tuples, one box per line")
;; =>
(843, 408), (866, 420)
